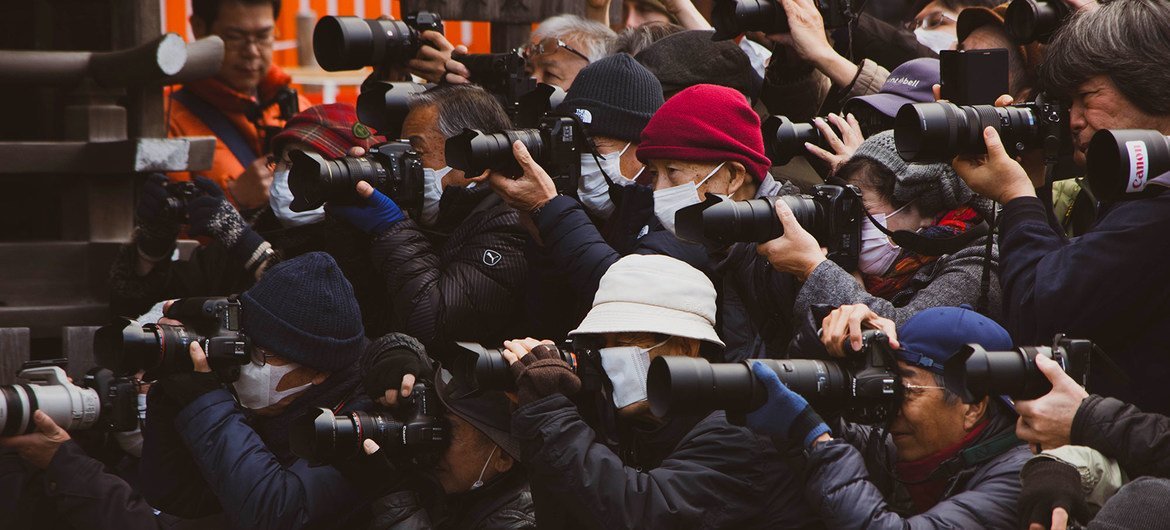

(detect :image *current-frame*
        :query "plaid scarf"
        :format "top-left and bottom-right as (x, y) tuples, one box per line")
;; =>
(862, 206), (983, 300)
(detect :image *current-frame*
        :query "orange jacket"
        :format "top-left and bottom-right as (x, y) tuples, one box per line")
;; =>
(166, 65), (312, 204)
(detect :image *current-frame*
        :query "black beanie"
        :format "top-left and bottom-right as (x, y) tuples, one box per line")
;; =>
(241, 252), (365, 372)
(634, 30), (762, 102)
(559, 54), (664, 144)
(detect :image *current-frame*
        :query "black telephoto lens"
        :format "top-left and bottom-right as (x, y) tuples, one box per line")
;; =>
(287, 149), (387, 212)
(445, 128), (544, 178)
(944, 337), (1092, 403)
(711, 0), (787, 40)
(314, 16), (419, 71)
(895, 102), (1040, 163)
(647, 356), (848, 417)
(1005, 0), (1070, 44)
(763, 116), (826, 165)
(94, 318), (163, 374)
(1085, 129), (1170, 203)
(675, 194), (823, 247)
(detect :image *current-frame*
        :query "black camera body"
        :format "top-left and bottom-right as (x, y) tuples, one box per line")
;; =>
(1005, 0), (1070, 44)
(1085, 129), (1170, 203)
(894, 94), (1071, 164)
(0, 361), (139, 436)
(313, 11), (444, 71)
(290, 382), (449, 466)
(94, 297), (252, 378)
(712, 0), (854, 40)
(287, 141), (425, 218)
(455, 341), (584, 394)
(648, 330), (902, 424)
(455, 52), (536, 115)
(355, 81), (432, 140)
(944, 334), (1092, 403)
(675, 184), (863, 270)
(445, 115), (583, 195)
(160, 180), (202, 224)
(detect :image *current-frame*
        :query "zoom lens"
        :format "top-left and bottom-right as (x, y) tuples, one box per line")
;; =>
(647, 356), (848, 417)
(763, 116), (825, 165)
(288, 149), (387, 212)
(290, 408), (407, 463)
(95, 318), (164, 373)
(1085, 129), (1170, 203)
(675, 194), (823, 247)
(943, 338), (1092, 403)
(314, 17), (420, 71)
(1005, 0), (1070, 44)
(895, 102), (1039, 162)
(711, 0), (788, 40)
(0, 367), (101, 436)
(445, 128), (545, 178)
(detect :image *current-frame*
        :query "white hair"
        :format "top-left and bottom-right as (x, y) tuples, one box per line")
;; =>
(533, 14), (616, 63)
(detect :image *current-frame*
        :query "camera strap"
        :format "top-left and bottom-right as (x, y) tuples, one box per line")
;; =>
(909, 430), (1022, 486)
(172, 89), (259, 168)
(861, 208), (990, 257)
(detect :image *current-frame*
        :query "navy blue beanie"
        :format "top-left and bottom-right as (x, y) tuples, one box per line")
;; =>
(240, 252), (365, 372)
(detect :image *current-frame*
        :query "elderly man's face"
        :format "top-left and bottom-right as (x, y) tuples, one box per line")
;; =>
(526, 36), (591, 90)
(401, 104), (466, 187)
(888, 362), (984, 462)
(1068, 75), (1170, 167)
(434, 413), (510, 493)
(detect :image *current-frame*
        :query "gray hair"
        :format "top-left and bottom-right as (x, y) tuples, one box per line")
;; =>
(408, 84), (512, 138)
(610, 21), (685, 56)
(533, 14), (616, 63)
(1039, 0), (1170, 116)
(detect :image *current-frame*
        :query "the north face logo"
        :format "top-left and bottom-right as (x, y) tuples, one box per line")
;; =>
(575, 108), (593, 124)
(483, 249), (502, 267)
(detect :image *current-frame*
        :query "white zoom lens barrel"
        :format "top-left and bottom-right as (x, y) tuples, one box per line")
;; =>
(0, 366), (101, 435)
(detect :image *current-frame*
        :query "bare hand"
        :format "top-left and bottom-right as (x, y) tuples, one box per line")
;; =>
(444, 46), (473, 85)
(0, 410), (72, 469)
(768, 0), (831, 62)
(952, 126), (1036, 204)
(1015, 354), (1088, 450)
(487, 141), (558, 213)
(498, 338), (550, 365)
(408, 31), (455, 83)
(756, 199), (826, 280)
(189, 341), (212, 373)
(805, 113), (864, 174)
(1029, 507), (1070, 530)
(230, 156), (274, 209)
(820, 304), (901, 358)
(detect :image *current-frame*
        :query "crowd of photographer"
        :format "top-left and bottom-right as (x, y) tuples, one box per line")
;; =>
(4, 0), (1170, 528)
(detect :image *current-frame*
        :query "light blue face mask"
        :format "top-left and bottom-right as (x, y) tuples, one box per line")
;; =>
(270, 169), (325, 227)
(422, 166), (452, 227)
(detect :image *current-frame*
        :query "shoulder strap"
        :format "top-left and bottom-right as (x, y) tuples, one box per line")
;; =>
(172, 89), (259, 167)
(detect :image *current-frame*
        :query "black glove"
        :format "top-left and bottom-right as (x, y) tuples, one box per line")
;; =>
(1019, 458), (1090, 530)
(510, 344), (581, 405)
(159, 371), (223, 407)
(135, 173), (181, 260)
(186, 176), (266, 264)
(362, 333), (429, 402)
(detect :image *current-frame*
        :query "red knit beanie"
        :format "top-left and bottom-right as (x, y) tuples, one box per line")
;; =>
(636, 84), (771, 183)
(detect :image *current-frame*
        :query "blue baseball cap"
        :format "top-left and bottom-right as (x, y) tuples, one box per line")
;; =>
(895, 306), (1013, 374)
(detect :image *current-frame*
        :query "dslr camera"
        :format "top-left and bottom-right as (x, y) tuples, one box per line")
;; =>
(1085, 129), (1170, 203)
(944, 334), (1092, 403)
(452, 52), (568, 127)
(287, 141), (425, 218)
(648, 330), (901, 424)
(290, 382), (448, 466)
(157, 180), (202, 224)
(675, 184), (863, 270)
(712, 0), (854, 40)
(313, 11), (444, 71)
(894, 94), (1071, 164)
(355, 81), (431, 140)
(1004, 0), (1070, 44)
(762, 115), (862, 166)
(445, 115), (583, 195)
(94, 297), (252, 378)
(0, 361), (138, 436)
(454, 341), (584, 394)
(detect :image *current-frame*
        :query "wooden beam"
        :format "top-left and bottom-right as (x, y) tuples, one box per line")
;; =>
(0, 137), (216, 174)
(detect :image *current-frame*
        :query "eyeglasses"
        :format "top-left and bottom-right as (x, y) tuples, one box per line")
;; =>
(902, 383), (948, 396)
(904, 11), (957, 31)
(520, 38), (591, 64)
(251, 347), (280, 367)
(221, 30), (276, 52)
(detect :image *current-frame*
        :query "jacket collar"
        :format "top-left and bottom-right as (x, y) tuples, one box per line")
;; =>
(184, 64), (294, 115)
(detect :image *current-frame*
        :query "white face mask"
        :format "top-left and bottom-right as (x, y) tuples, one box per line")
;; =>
(422, 166), (452, 227)
(858, 202), (912, 275)
(599, 340), (667, 409)
(233, 360), (314, 410)
(578, 142), (634, 219)
(113, 393), (148, 458)
(653, 162), (725, 235)
(270, 169), (326, 227)
(914, 28), (956, 54)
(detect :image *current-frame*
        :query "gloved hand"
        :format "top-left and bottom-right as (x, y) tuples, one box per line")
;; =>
(327, 186), (406, 235)
(1019, 458), (1090, 530)
(508, 341), (581, 405)
(186, 176), (266, 264)
(746, 362), (830, 449)
(362, 333), (429, 404)
(135, 173), (181, 260)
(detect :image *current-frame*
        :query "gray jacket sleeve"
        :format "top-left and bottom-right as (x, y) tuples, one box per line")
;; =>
(794, 236), (1001, 326)
(806, 438), (1026, 529)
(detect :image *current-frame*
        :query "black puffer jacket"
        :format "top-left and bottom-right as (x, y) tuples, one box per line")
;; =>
(368, 186), (526, 358)
(1072, 394), (1170, 480)
(367, 470), (535, 530)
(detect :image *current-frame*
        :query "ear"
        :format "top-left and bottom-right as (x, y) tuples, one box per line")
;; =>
(963, 396), (989, 431)
(190, 15), (209, 39)
(726, 161), (754, 200)
(493, 448), (514, 473)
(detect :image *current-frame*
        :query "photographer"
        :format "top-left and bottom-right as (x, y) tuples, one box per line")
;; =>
(501, 254), (816, 529)
(140, 252), (373, 529)
(952, 0), (1170, 415)
(749, 305), (1029, 528)
(752, 130), (999, 337)
(168, 0), (312, 209)
(327, 84), (527, 355)
(354, 335), (536, 529)
(110, 103), (391, 337)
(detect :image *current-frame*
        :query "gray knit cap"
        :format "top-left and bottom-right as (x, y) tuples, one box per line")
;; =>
(850, 130), (990, 216)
